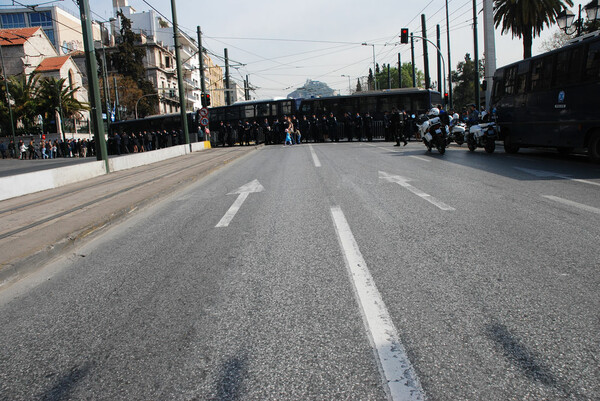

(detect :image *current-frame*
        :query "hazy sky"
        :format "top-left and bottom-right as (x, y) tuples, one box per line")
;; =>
(45, 0), (591, 99)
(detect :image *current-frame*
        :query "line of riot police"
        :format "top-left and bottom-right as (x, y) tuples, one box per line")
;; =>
(211, 109), (421, 146)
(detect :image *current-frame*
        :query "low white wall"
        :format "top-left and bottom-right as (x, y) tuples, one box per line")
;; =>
(0, 161), (106, 202)
(190, 141), (207, 152)
(0, 142), (212, 201)
(108, 145), (189, 172)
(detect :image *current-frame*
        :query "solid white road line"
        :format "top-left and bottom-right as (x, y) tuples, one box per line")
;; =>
(330, 206), (425, 401)
(309, 144), (321, 167)
(542, 195), (600, 215)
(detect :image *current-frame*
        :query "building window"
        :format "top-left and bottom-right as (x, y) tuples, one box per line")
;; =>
(1, 13), (26, 29)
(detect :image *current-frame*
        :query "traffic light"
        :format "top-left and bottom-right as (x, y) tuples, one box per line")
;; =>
(444, 92), (449, 105)
(201, 93), (211, 107)
(400, 28), (409, 44)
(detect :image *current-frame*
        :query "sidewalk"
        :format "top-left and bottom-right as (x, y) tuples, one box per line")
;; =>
(0, 146), (259, 288)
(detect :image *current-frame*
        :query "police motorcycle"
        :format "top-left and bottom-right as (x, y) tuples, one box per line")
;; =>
(418, 108), (448, 154)
(465, 110), (498, 153)
(447, 113), (466, 146)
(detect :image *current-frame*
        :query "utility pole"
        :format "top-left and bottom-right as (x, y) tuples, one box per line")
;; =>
(77, 0), (108, 171)
(437, 24), (442, 94)
(421, 14), (431, 89)
(410, 33), (416, 87)
(171, 0), (189, 145)
(387, 64), (391, 89)
(98, 22), (111, 131)
(113, 76), (120, 121)
(224, 48), (231, 106)
(197, 26), (206, 100)
(483, 0), (496, 110)
(398, 53), (402, 88)
(445, 0), (453, 108)
(245, 74), (250, 100)
(473, 0), (481, 111)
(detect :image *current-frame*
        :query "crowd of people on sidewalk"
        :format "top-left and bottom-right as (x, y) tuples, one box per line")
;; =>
(0, 138), (95, 160)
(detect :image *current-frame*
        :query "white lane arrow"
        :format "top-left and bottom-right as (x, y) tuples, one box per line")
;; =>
(215, 179), (264, 228)
(514, 167), (600, 187)
(379, 171), (455, 211)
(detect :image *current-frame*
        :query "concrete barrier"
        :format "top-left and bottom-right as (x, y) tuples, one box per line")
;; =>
(108, 145), (189, 172)
(0, 161), (106, 201)
(0, 142), (213, 201)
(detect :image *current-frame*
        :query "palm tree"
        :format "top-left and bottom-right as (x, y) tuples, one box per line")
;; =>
(8, 74), (41, 132)
(37, 77), (89, 132)
(494, 0), (574, 59)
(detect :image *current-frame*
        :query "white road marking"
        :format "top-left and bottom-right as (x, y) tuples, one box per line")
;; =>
(309, 144), (321, 167)
(379, 171), (455, 211)
(408, 155), (431, 162)
(215, 179), (264, 227)
(515, 167), (600, 188)
(330, 206), (425, 401)
(542, 195), (600, 215)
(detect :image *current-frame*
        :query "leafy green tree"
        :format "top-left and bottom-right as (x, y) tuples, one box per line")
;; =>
(493, 0), (574, 59)
(8, 74), (41, 133)
(367, 68), (374, 91)
(37, 77), (89, 133)
(374, 63), (424, 89)
(356, 78), (362, 92)
(0, 78), (11, 136)
(107, 11), (158, 118)
(451, 53), (484, 111)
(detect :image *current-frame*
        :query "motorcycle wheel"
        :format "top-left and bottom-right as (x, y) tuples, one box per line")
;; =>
(437, 142), (446, 155)
(467, 139), (476, 152)
(484, 140), (496, 153)
(455, 138), (464, 146)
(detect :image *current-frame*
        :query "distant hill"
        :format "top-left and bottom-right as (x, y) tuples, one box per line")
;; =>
(288, 79), (335, 98)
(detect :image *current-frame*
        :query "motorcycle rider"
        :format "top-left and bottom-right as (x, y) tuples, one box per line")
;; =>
(467, 104), (480, 126)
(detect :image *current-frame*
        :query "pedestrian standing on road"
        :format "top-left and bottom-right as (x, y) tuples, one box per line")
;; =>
(20, 142), (27, 160)
(300, 115), (310, 144)
(327, 112), (338, 142)
(364, 112), (373, 141)
(261, 118), (271, 145)
(0, 141), (6, 159)
(284, 116), (294, 146)
(354, 112), (363, 141)
(8, 140), (16, 158)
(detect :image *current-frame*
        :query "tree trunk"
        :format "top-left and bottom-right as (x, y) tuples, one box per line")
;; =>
(523, 29), (533, 59)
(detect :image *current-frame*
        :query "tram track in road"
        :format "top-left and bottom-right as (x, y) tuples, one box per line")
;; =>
(0, 149), (243, 216)
(0, 148), (246, 241)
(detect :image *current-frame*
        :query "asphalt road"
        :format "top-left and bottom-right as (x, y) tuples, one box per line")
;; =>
(1, 142), (598, 400)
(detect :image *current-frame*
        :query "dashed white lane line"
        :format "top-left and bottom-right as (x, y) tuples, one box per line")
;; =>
(408, 155), (431, 162)
(330, 206), (425, 401)
(309, 144), (321, 167)
(542, 195), (600, 215)
(379, 171), (455, 211)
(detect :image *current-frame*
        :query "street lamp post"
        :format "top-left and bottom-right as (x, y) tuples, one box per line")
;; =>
(404, 35), (447, 104)
(557, 1), (600, 37)
(341, 74), (352, 95)
(135, 93), (160, 119)
(362, 43), (377, 90)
